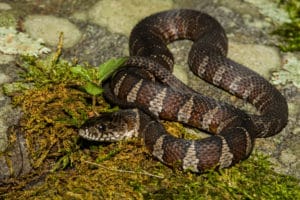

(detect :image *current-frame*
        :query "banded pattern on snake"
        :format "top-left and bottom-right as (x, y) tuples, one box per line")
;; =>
(79, 9), (288, 172)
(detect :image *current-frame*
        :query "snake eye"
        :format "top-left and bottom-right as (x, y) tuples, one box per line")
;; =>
(97, 124), (106, 132)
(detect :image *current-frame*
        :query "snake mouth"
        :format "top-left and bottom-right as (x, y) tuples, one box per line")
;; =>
(78, 128), (96, 141)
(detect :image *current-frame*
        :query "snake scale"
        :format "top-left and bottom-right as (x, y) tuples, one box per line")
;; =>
(79, 9), (288, 172)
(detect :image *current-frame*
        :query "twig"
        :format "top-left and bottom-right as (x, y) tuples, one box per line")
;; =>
(82, 160), (164, 179)
(52, 32), (64, 66)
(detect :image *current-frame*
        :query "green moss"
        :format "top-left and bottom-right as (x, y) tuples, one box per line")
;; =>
(0, 40), (114, 191)
(273, 0), (300, 52)
(1, 149), (299, 199)
(1, 39), (299, 199)
(0, 11), (16, 27)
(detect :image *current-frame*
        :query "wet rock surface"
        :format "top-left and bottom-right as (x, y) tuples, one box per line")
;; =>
(0, 0), (299, 183)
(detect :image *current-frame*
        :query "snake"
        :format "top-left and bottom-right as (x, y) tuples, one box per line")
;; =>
(78, 9), (288, 172)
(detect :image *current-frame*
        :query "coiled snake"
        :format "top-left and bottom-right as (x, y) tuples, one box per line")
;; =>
(79, 9), (288, 172)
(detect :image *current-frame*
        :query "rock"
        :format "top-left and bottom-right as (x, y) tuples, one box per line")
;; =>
(0, 54), (14, 65)
(88, 0), (173, 35)
(0, 3), (12, 11)
(279, 149), (297, 165)
(173, 64), (189, 85)
(24, 15), (82, 48)
(228, 41), (281, 78)
(0, 127), (32, 180)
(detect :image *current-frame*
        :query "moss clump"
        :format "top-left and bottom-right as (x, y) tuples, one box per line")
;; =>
(273, 0), (300, 51)
(0, 39), (115, 192)
(2, 149), (299, 199)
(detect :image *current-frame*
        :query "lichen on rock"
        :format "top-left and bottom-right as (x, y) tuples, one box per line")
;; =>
(0, 27), (51, 56)
(271, 54), (300, 88)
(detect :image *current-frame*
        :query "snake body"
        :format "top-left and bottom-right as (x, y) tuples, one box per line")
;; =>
(79, 9), (288, 172)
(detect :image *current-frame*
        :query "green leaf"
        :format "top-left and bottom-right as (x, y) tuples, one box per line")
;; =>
(97, 57), (128, 82)
(83, 82), (103, 96)
(70, 65), (93, 81)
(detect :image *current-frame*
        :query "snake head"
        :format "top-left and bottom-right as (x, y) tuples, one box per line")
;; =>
(78, 110), (139, 142)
